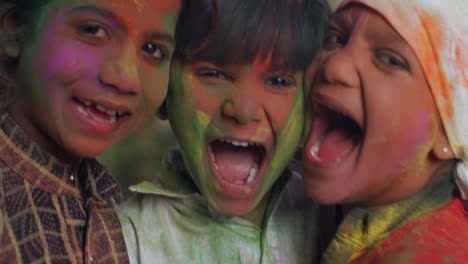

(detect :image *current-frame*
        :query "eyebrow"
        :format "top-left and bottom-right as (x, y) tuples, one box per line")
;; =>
(145, 32), (175, 46)
(364, 26), (407, 47)
(68, 5), (175, 45)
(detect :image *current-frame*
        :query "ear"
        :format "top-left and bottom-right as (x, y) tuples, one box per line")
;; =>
(1, 5), (20, 58)
(155, 99), (168, 120)
(432, 135), (455, 161)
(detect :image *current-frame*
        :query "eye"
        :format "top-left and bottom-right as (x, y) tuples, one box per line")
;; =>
(266, 75), (296, 91)
(77, 23), (108, 39)
(142, 43), (167, 60)
(323, 29), (347, 50)
(266, 76), (295, 88)
(196, 68), (231, 81)
(376, 51), (409, 70)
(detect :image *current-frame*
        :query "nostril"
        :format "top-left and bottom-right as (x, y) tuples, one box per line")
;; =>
(221, 100), (235, 117)
(221, 100), (262, 125)
(98, 66), (139, 96)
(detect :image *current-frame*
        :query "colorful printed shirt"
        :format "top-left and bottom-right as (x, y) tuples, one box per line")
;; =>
(118, 149), (318, 264)
(321, 176), (468, 264)
(0, 112), (129, 264)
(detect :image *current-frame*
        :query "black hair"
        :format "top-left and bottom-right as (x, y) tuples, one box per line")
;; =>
(175, 0), (330, 71)
(0, 1), (47, 108)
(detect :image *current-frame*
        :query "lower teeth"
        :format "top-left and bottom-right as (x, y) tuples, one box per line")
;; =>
(245, 166), (257, 184)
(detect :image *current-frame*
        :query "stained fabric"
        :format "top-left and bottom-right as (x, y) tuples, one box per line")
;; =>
(320, 175), (468, 263)
(0, 112), (129, 263)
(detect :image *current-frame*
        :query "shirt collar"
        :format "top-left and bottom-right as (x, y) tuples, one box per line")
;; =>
(0, 111), (123, 202)
(128, 147), (292, 228)
(0, 112), (82, 196)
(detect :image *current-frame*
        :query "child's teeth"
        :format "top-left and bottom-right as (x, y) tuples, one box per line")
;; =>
(96, 104), (107, 112)
(76, 104), (89, 116)
(245, 165), (257, 184)
(106, 109), (116, 116)
(83, 100), (92, 106)
(310, 140), (321, 161)
(109, 115), (116, 124)
(211, 153), (218, 169)
(310, 131), (328, 162)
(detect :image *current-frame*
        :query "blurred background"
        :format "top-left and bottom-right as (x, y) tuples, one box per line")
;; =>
(98, 0), (343, 197)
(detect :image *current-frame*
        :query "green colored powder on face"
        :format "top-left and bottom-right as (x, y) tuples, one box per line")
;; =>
(168, 59), (305, 221)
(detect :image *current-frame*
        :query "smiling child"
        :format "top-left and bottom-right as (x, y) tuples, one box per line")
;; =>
(0, 0), (181, 262)
(117, 0), (330, 263)
(302, 0), (468, 263)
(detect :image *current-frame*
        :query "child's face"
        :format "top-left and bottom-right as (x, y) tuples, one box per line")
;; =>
(169, 59), (304, 216)
(302, 5), (446, 207)
(12, 0), (180, 159)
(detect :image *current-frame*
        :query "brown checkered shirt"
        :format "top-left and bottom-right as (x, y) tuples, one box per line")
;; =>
(0, 112), (129, 264)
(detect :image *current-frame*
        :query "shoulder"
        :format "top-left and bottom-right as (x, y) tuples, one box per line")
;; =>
(117, 190), (191, 228)
(365, 197), (468, 264)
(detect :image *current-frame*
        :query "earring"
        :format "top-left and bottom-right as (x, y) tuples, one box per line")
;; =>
(442, 146), (449, 153)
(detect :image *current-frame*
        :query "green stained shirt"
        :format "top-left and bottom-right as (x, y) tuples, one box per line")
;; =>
(321, 176), (454, 264)
(117, 149), (318, 264)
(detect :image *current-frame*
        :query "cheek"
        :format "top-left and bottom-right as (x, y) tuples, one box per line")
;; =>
(268, 91), (301, 133)
(35, 41), (101, 87)
(192, 81), (224, 117)
(383, 110), (436, 175)
(141, 66), (171, 112)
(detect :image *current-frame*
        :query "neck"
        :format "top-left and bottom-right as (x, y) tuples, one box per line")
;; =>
(242, 191), (272, 228)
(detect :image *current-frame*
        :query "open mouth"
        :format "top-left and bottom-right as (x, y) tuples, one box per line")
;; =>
(72, 97), (130, 124)
(210, 138), (266, 186)
(307, 103), (363, 166)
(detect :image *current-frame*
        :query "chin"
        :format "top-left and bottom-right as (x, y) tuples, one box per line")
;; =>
(302, 174), (347, 205)
(207, 196), (258, 217)
(64, 139), (110, 159)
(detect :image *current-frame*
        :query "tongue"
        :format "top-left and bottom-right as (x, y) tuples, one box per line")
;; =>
(317, 123), (356, 164)
(309, 108), (359, 165)
(211, 141), (256, 183)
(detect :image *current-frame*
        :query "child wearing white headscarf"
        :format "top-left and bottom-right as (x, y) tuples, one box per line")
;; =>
(302, 0), (468, 263)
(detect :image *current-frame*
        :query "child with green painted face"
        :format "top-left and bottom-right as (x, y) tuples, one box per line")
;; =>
(0, 0), (182, 262)
(117, 0), (329, 263)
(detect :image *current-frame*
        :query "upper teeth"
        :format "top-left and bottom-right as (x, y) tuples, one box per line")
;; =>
(220, 138), (259, 147)
(95, 104), (118, 116)
(81, 99), (125, 117)
(76, 99), (127, 124)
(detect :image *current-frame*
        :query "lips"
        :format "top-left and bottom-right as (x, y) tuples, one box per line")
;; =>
(209, 138), (266, 186)
(305, 101), (363, 167)
(70, 96), (132, 134)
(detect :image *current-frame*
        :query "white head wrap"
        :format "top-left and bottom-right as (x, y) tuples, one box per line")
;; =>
(338, 0), (468, 198)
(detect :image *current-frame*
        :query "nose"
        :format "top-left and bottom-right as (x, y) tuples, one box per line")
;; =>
(99, 43), (140, 95)
(222, 87), (263, 125)
(317, 47), (360, 89)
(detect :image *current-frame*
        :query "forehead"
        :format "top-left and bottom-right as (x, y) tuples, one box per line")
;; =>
(46, 0), (181, 28)
(333, 5), (409, 48)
